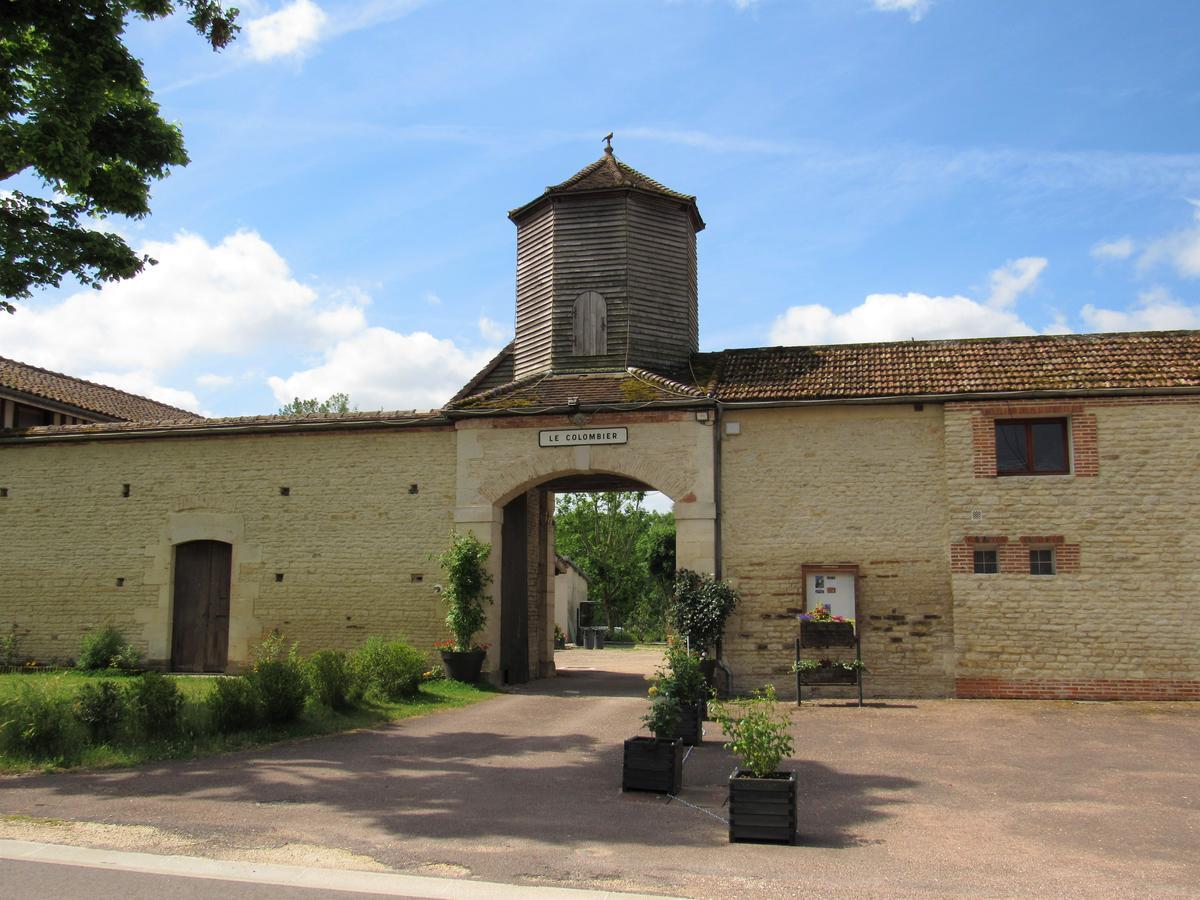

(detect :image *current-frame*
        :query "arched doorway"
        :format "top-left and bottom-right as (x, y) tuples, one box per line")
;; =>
(170, 540), (232, 672)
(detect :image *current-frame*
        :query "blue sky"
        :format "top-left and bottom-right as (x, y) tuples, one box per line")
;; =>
(4, 0), (1200, 418)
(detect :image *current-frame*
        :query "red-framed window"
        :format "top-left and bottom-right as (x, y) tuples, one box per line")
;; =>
(995, 418), (1069, 475)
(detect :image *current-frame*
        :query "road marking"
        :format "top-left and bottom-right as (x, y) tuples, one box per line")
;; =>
(0, 840), (666, 899)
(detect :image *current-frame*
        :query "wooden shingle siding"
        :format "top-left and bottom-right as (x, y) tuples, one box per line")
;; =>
(549, 195), (628, 372)
(627, 193), (697, 373)
(514, 203), (555, 380)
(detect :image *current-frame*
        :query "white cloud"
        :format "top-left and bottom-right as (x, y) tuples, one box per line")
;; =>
(1139, 201), (1200, 278)
(770, 293), (1036, 345)
(986, 257), (1047, 308)
(477, 315), (509, 343)
(244, 0), (328, 62)
(267, 328), (497, 411)
(423, 291), (442, 306)
(196, 373), (235, 388)
(871, 0), (932, 23)
(1080, 286), (1200, 332)
(1091, 237), (1135, 261)
(769, 258), (1049, 345)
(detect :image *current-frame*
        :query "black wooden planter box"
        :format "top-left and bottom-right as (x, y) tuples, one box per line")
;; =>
(728, 769), (797, 845)
(799, 621), (856, 649)
(622, 737), (683, 794)
(800, 667), (859, 685)
(672, 700), (704, 745)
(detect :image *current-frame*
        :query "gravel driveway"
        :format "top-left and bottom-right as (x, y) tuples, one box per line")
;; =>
(1, 648), (1197, 898)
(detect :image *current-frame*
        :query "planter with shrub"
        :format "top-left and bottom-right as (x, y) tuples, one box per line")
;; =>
(712, 685), (798, 845)
(435, 531), (493, 683)
(648, 640), (710, 746)
(623, 691), (683, 794)
(669, 570), (738, 695)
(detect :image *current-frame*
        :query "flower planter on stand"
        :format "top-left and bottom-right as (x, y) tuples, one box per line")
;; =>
(728, 769), (797, 845)
(622, 737), (683, 794)
(441, 648), (486, 683)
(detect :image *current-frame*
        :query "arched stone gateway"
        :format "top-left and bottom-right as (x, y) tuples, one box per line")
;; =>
(452, 410), (717, 683)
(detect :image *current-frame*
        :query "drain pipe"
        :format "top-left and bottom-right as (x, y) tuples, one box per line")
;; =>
(712, 400), (734, 698)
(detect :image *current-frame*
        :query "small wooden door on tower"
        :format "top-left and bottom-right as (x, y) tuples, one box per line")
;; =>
(572, 291), (607, 356)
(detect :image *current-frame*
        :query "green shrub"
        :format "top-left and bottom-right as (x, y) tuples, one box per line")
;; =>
(73, 681), (127, 742)
(111, 643), (144, 672)
(669, 570), (739, 656)
(127, 672), (184, 736)
(711, 684), (795, 778)
(435, 532), (492, 651)
(642, 693), (681, 738)
(207, 676), (261, 733)
(0, 684), (81, 762)
(352, 637), (426, 701)
(305, 649), (354, 710)
(651, 640), (709, 704)
(78, 626), (126, 670)
(250, 633), (308, 725)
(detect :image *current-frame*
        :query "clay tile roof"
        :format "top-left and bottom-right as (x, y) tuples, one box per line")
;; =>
(0, 356), (201, 421)
(509, 150), (704, 229)
(705, 331), (1200, 401)
(449, 367), (705, 411)
(12, 409), (447, 438)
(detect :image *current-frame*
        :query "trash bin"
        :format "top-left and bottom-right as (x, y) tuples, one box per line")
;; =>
(582, 627), (595, 649)
(594, 628), (606, 650)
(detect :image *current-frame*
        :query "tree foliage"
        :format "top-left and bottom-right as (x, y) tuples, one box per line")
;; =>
(554, 492), (674, 635)
(669, 569), (739, 655)
(435, 531), (492, 651)
(0, 1), (240, 310)
(277, 393), (354, 416)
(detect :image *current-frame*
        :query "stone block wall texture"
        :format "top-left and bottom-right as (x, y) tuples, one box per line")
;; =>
(720, 405), (955, 699)
(0, 426), (457, 668)
(946, 397), (1200, 699)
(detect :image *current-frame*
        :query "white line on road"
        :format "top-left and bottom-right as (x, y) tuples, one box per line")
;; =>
(0, 839), (670, 899)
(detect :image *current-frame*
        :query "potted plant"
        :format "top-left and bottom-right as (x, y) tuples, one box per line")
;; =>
(623, 691), (684, 794)
(434, 531), (493, 683)
(650, 639), (710, 745)
(712, 685), (797, 845)
(669, 569), (739, 689)
(798, 604), (856, 648)
(793, 658), (865, 685)
(554, 624), (566, 650)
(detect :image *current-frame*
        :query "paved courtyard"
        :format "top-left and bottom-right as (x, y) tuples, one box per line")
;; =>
(1, 648), (1197, 898)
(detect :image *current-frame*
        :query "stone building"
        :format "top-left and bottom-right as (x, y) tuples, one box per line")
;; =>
(1, 148), (1198, 699)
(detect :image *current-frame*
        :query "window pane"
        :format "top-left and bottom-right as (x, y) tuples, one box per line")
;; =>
(1029, 549), (1055, 575)
(1031, 421), (1067, 472)
(973, 549), (998, 574)
(995, 422), (1028, 473)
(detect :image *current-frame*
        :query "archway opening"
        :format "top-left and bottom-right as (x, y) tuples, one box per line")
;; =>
(498, 472), (675, 689)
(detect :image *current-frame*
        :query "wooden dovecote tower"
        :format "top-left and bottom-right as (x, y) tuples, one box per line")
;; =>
(507, 145), (705, 380)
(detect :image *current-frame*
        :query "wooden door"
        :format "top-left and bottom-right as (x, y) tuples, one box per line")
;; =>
(500, 494), (529, 684)
(171, 540), (232, 673)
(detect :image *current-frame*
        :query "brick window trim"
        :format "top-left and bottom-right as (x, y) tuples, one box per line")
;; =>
(969, 404), (1099, 479)
(952, 535), (1080, 574)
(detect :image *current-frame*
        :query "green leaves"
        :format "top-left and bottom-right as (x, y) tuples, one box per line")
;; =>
(277, 393), (355, 416)
(669, 569), (739, 655)
(435, 532), (493, 651)
(712, 685), (795, 779)
(0, 1), (238, 306)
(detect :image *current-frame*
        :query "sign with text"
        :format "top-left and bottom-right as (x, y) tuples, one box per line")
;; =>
(539, 427), (628, 448)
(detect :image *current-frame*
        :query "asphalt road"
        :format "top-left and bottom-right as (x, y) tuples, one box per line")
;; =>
(1, 648), (1198, 898)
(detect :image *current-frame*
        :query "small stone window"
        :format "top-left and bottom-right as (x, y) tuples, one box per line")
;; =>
(572, 291), (607, 356)
(995, 419), (1069, 475)
(973, 548), (999, 574)
(1029, 548), (1056, 576)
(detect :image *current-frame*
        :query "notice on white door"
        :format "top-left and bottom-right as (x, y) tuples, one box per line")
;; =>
(539, 427), (628, 448)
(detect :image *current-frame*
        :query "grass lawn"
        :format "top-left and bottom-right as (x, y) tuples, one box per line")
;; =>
(0, 671), (497, 774)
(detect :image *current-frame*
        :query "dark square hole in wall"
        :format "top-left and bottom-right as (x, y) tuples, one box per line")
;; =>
(0, 488), (7, 498)
(408, 484), (419, 494)
(275, 573), (285, 582)
(122, 483), (131, 497)
(116, 577), (125, 587)
(280, 487), (290, 496)
(410, 574), (423, 583)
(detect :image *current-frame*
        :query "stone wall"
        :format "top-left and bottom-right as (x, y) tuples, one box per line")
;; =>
(719, 404), (954, 699)
(946, 397), (1200, 699)
(0, 426), (457, 668)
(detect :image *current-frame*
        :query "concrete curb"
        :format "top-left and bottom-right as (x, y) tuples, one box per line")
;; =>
(0, 839), (669, 899)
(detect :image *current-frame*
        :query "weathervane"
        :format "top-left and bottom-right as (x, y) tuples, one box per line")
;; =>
(603, 132), (614, 154)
